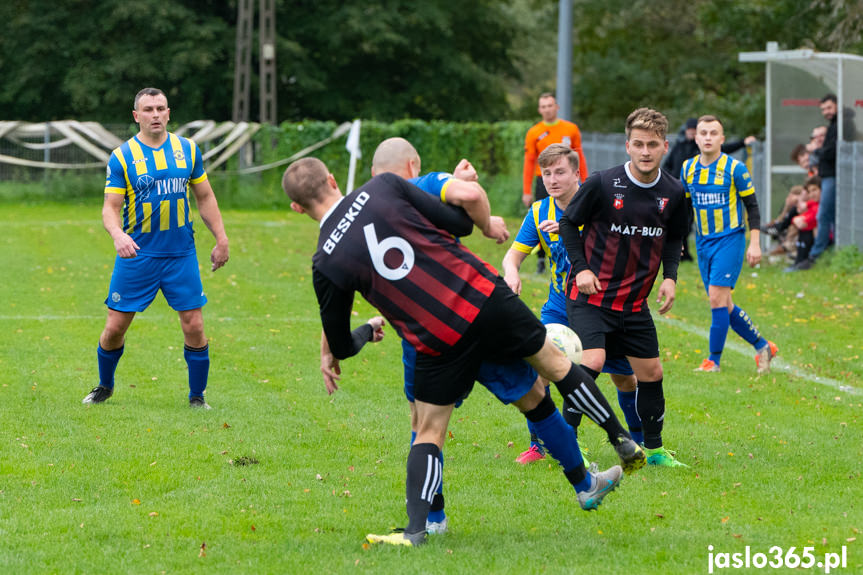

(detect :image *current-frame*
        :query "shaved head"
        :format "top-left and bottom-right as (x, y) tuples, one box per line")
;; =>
(372, 137), (420, 178)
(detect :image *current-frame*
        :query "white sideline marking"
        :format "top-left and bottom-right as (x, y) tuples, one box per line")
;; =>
(657, 316), (861, 396)
(0, 314), (317, 323)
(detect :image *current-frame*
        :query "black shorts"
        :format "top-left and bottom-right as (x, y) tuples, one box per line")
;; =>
(534, 175), (548, 202)
(414, 277), (547, 406)
(566, 300), (659, 359)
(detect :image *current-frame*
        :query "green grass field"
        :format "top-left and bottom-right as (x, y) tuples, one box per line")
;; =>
(1, 201), (861, 574)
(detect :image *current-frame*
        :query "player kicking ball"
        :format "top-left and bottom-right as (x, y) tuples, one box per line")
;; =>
(283, 157), (644, 547)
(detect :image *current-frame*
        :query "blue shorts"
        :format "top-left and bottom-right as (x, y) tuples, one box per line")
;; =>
(696, 231), (746, 292)
(402, 339), (537, 405)
(543, 303), (634, 376)
(105, 253), (206, 312)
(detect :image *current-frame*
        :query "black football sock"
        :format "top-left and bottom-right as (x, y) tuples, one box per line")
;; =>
(636, 379), (665, 449)
(553, 364), (629, 443)
(405, 443), (441, 535)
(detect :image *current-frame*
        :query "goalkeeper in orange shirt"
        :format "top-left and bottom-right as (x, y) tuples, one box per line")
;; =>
(523, 93), (589, 273)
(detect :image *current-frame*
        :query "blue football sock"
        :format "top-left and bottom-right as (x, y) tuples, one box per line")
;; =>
(97, 344), (124, 390)
(709, 307), (730, 364)
(533, 409), (583, 471)
(184, 344), (209, 398)
(729, 305), (764, 348)
(617, 390), (643, 444)
(525, 385), (551, 452)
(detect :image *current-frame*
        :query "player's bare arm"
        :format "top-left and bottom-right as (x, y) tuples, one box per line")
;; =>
(656, 278), (676, 314)
(746, 229), (762, 267)
(320, 330), (341, 395)
(191, 179), (230, 271)
(320, 316), (384, 394)
(442, 179), (509, 243)
(102, 193), (139, 258)
(501, 248), (528, 295)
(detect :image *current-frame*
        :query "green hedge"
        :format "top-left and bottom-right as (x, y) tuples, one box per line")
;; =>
(0, 120), (532, 216)
(213, 120), (531, 215)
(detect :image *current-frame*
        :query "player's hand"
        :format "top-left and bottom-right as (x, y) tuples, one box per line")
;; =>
(656, 278), (676, 314)
(453, 159), (478, 182)
(211, 240), (229, 271)
(483, 216), (510, 244)
(113, 233), (140, 259)
(367, 316), (386, 343)
(522, 194), (533, 208)
(744, 135), (757, 146)
(320, 332), (341, 395)
(538, 219), (559, 234)
(746, 242), (762, 267)
(575, 270), (602, 295)
(504, 271), (522, 295)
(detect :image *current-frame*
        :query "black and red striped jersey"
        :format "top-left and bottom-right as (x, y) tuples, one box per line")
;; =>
(559, 163), (688, 313)
(312, 173), (499, 358)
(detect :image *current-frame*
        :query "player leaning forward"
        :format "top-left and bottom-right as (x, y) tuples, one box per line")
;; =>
(83, 87), (229, 407)
(283, 158), (645, 547)
(559, 108), (690, 467)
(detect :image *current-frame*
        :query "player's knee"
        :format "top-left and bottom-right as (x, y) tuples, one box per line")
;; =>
(611, 373), (637, 391)
(520, 390), (555, 422)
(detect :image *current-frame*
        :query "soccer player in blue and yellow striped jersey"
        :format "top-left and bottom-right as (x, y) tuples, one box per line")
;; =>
(681, 115), (777, 374)
(82, 87), (229, 408)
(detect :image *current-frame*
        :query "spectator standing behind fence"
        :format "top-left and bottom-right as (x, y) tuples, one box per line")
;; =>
(663, 118), (757, 261)
(799, 95), (838, 269)
(523, 93), (589, 274)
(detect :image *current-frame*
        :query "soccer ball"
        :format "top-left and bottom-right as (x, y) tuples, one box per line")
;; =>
(545, 323), (582, 365)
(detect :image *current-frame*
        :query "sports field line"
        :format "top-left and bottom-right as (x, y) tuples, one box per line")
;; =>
(0, 314), (317, 323)
(657, 315), (861, 396)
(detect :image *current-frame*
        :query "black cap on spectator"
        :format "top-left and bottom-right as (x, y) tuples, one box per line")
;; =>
(685, 118), (698, 129)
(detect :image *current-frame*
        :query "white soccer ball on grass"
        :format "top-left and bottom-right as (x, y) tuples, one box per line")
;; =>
(545, 323), (582, 365)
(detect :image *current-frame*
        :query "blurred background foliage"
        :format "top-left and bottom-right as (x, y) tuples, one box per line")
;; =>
(2, 0), (861, 135)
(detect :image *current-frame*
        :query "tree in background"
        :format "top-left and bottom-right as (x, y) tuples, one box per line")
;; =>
(0, 0), (859, 126)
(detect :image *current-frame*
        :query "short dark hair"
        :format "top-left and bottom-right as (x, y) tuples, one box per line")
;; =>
(134, 87), (167, 110)
(820, 93), (837, 105)
(539, 92), (555, 101)
(804, 175), (821, 189)
(282, 157), (330, 209)
(790, 143), (807, 162)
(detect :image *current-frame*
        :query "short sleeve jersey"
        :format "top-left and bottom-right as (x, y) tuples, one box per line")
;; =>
(409, 171), (454, 201)
(562, 163), (688, 313)
(104, 133), (207, 257)
(510, 197), (570, 315)
(681, 152), (755, 239)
